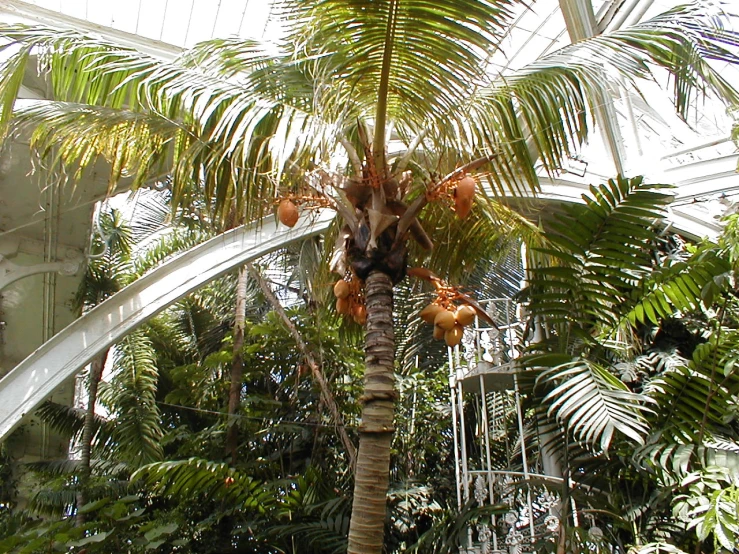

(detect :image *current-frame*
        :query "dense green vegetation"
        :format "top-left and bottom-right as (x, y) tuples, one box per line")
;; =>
(0, 0), (738, 551)
(2, 178), (739, 552)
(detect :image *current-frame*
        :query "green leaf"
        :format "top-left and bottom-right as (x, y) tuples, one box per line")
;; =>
(68, 531), (110, 546)
(76, 497), (111, 515)
(144, 522), (179, 541)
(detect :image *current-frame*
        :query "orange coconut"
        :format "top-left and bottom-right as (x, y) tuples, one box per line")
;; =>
(434, 309), (457, 331)
(455, 305), (476, 327)
(336, 297), (350, 316)
(445, 324), (464, 347)
(420, 303), (445, 324)
(353, 304), (367, 325)
(277, 199), (299, 227)
(333, 279), (350, 299)
(454, 176), (476, 219)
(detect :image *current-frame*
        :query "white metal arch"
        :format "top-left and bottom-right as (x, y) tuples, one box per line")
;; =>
(0, 210), (335, 441)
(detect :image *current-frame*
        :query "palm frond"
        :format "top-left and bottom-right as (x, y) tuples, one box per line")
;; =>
(131, 227), (210, 278)
(0, 42), (29, 139)
(34, 401), (114, 448)
(23, 458), (129, 479)
(634, 439), (739, 481)
(445, 4), (739, 191)
(131, 457), (272, 510)
(282, 0), (523, 129)
(99, 329), (163, 465)
(525, 175), (672, 336)
(626, 247), (731, 326)
(12, 100), (181, 191)
(538, 357), (651, 451)
(270, 496), (351, 554)
(0, 24), (329, 223)
(643, 329), (739, 443)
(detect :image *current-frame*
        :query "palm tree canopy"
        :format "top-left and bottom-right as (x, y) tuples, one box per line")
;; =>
(0, 1), (737, 223)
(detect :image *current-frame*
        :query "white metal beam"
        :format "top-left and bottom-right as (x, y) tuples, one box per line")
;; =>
(0, 0), (181, 59)
(559, 0), (628, 176)
(0, 210), (335, 441)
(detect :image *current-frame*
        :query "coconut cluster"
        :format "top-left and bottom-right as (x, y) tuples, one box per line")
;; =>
(333, 276), (367, 325)
(420, 303), (476, 347)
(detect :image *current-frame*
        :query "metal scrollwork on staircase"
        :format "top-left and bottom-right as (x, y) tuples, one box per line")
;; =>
(474, 475), (487, 506)
(450, 298), (567, 554)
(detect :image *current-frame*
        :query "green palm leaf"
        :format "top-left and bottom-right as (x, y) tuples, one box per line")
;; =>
(99, 329), (163, 465)
(539, 358), (651, 450)
(626, 247), (732, 326)
(12, 101), (183, 191)
(132, 457), (272, 510)
(33, 401), (114, 448)
(644, 329), (739, 444)
(526, 175), (672, 334)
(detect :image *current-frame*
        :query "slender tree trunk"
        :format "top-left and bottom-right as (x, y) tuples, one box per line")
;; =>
(76, 349), (108, 525)
(347, 270), (395, 554)
(247, 264), (357, 469)
(226, 265), (248, 464)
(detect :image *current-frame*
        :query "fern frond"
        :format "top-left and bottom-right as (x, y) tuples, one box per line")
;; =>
(626, 247), (731, 326)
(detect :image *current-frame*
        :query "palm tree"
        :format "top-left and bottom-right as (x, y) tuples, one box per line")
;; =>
(72, 206), (132, 521)
(1, 2), (738, 550)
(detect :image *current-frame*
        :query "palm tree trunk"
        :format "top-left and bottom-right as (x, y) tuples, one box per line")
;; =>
(225, 265), (248, 464)
(76, 349), (108, 525)
(347, 270), (395, 554)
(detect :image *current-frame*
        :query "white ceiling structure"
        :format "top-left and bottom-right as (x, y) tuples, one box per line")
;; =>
(0, 0), (737, 448)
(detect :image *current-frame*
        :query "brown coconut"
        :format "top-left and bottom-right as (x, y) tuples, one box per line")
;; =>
(353, 304), (367, 325)
(454, 176), (476, 219)
(333, 279), (350, 299)
(336, 297), (350, 316)
(277, 199), (299, 227)
(455, 305), (476, 327)
(434, 309), (456, 331)
(420, 303), (445, 324)
(433, 324), (446, 340)
(445, 324), (464, 347)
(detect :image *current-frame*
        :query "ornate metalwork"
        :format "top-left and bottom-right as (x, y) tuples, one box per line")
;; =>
(537, 489), (559, 511)
(477, 523), (492, 554)
(474, 475), (487, 506)
(479, 328), (500, 363)
(462, 326), (477, 364)
(504, 526), (524, 551)
(545, 514), (560, 532)
(451, 299), (571, 554)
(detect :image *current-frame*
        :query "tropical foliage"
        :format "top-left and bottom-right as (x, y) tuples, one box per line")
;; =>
(515, 177), (739, 553)
(0, 0), (739, 552)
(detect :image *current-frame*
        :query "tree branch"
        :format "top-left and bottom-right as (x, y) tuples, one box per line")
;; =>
(247, 264), (357, 471)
